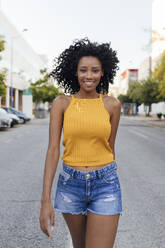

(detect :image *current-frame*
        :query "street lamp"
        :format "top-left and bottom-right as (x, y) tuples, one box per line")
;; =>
(10, 28), (28, 108)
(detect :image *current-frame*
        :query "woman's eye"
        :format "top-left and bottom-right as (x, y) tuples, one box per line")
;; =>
(79, 69), (100, 73)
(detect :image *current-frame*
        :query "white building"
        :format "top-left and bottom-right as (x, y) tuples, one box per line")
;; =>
(138, 56), (152, 81)
(138, 0), (165, 81)
(118, 69), (138, 95)
(0, 8), (47, 117)
(138, 0), (165, 116)
(152, 0), (165, 66)
(108, 84), (120, 98)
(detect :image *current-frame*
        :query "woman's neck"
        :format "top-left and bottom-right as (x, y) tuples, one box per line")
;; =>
(76, 90), (99, 99)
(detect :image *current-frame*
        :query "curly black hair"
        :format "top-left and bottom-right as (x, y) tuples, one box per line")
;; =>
(50, 38), (119, 94)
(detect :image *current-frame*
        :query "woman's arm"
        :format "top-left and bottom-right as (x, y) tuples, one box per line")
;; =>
(40, 96), (64, 239)
(108, 99), (121, 160)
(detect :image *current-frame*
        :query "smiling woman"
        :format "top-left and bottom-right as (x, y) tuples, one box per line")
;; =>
(40, 38), (122, 248)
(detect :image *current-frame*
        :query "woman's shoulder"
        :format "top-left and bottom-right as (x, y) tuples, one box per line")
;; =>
(52, 94), (71, 104)
(102, 94), (121, 107)
(51, 95), (72, 112)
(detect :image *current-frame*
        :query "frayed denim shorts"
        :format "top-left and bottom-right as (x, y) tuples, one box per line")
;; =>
(54, 161), (122, 216)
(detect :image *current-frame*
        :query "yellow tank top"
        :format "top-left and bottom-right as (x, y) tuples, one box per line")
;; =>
(62, 94), (114, 166)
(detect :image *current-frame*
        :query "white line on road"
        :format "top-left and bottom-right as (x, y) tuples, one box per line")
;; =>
(128, 129), (148, 139)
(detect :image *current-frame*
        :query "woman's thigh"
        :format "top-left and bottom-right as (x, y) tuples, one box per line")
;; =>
(62, 213), (87, 248)
(85, 212), (120, 248)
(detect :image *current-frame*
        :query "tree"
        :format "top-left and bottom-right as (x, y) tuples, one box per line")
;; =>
(140, 79), (159, 116)
(152, 51), (165, 101)
(42, 85), (61, 103)
(0, 36), (6, 97)
(127, 81), (142, 106)
(118, 94), (132, 104)
(153, 51), (165, 83)
(0, 69), (7, 96)
(30, 68), (61, 107)
(158, 82), (165, 101)
(0, 35), (5, 54)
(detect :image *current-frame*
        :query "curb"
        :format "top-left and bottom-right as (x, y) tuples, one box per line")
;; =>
(121, 116), (165, 129)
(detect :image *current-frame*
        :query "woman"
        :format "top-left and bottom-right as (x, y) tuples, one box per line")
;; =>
(40, 38), (122, 248)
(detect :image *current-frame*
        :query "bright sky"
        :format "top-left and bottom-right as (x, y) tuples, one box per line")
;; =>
(1, 0), (152, 83)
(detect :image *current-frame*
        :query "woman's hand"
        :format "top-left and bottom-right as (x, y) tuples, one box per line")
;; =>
(39, 201), (55, 239)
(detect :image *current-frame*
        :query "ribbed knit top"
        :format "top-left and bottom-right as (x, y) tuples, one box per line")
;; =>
(62, 94), (114, 166)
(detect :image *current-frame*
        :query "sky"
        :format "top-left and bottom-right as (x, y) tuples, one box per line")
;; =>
(0, 0), (152, 84)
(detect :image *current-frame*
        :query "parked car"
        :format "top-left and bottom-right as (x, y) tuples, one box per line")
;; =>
(3, 107), (30, 124)
(0, 108), (12, 129)
(2, 108), (20, 127)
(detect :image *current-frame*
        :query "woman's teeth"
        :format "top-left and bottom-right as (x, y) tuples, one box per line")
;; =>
(84, 82), (94, 85)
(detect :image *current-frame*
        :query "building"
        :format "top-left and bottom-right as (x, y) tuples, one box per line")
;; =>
(137, 4), (165, 81)
(138, 0), (165, 81)
(138, 0), (165, 116)
(109, 84), (120, 98)
(152, 0), (165, 70)
(138, 56), (152, 81)
(0, 8), (47, 117)
(118, 69), (138, 95)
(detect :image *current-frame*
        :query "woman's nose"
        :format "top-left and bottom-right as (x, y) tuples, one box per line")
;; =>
(86, 71), (93, 79)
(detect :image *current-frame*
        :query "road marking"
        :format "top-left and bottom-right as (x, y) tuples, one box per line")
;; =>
(128, 129), (148, 139)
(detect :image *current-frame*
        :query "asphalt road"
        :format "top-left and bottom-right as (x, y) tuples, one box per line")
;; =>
(116, 117), (165, 248)
(0, 116), (164, 248)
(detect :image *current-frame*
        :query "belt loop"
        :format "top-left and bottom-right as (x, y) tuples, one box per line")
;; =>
(114, 161), (117, 170)
(71, 169), (75, 179)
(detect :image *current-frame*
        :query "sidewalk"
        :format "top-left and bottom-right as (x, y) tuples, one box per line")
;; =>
(121, 115), (165, 129)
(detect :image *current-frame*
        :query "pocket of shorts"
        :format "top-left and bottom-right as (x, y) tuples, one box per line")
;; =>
(59, 170), (71, 183)
(102, 170), (118, 184)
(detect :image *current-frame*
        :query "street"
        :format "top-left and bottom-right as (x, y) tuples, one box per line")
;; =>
(116, 117), (165, 248)
(0, 117), (165, 248)
(0, 119), (70, 248)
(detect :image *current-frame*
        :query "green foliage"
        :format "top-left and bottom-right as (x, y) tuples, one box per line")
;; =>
(30, 68), (60, 104)
(139, 78), (159, 106)
(42, 85), (61, 103)
(0, 37), (6, 96)
(0, 35), (5, 55)
(153, 51), (165, 83)
(153, 51), (165, 100)
(118, 78), (160, 116)
(157, 82), (165, 101)
(0, 69), (7, 96)
(138, 78), (159, 116)
(127, 81), (142, 106)
(118, 94), (132, 104)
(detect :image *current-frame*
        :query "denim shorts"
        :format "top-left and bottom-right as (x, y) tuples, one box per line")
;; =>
(54, 161), (122, 216)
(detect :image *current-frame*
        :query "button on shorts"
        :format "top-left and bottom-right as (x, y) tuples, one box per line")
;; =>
(54, 161), (122, 216)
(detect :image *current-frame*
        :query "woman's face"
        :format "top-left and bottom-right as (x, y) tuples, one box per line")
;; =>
(76, 56), (103, 92)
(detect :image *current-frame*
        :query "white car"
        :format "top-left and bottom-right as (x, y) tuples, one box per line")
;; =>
(2, 108), (20, 127)
(0, 108), (12, 129)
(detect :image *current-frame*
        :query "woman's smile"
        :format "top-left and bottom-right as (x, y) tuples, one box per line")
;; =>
(83, 81), (95, 86)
